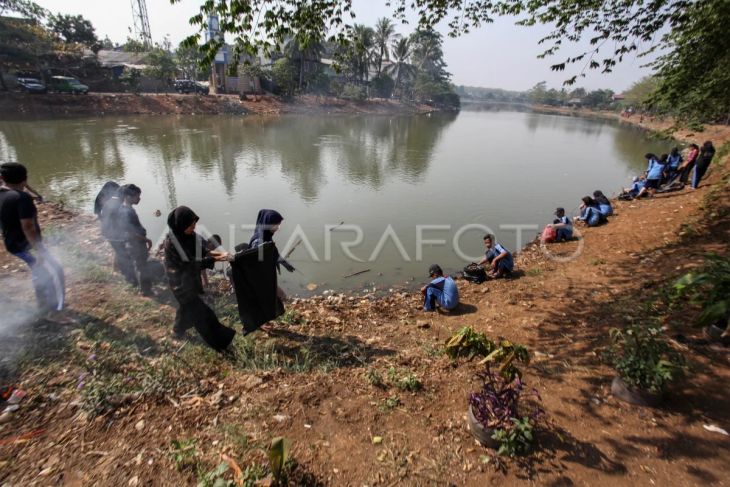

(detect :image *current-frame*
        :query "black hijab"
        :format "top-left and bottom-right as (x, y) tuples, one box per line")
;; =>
(249, 209), (284, 246)
(166, 206), (200, 260)
(93, 181), (120, 216)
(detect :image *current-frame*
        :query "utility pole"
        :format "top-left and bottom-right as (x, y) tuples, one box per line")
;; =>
(130, 0), (152, 49)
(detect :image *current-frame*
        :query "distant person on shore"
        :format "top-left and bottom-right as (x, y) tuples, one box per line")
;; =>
(677, 143), (699, 185)
(593, 190), (613, 217)
(692, 141), (716, 189)
(574, 196), (605, 227)
(551, 207), (573, 241)
(118, 184), (153, 296)
(477, 234), (514, 278)
(0, 163), (65, 315)
(164, 206), (235, 351)
(421, 264), (459, 312)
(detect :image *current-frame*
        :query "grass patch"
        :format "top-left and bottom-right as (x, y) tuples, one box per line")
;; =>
(379, 395), (401, 412)
(526, 268), (543, 277)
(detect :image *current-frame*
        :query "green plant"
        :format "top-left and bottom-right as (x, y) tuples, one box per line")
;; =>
(197, 462), (233, 487)
(671, 253), (730, 327)
(380, 395), (401, 411)
(479, 340), (530, 381)
(609, 325), (685, 393)
(268, 437), (291, 485)
(365, 368), (385, 388)
(395, 372), (422, 392)
(491, 417), (534, 457)
(444, 327), (496, 360)
(170, 438), (198, 471)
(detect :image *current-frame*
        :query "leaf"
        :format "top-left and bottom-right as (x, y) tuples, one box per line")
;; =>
(268, 437), (291, 483)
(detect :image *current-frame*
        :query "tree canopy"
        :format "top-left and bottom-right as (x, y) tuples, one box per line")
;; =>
(175, 0), (729, 121)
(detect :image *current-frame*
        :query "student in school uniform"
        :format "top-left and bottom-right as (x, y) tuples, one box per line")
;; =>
(421, 264), (459, 312)
(477, 234), (514, 278)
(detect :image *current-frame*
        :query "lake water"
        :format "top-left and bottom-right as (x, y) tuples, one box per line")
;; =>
(0, 110), (670, 293)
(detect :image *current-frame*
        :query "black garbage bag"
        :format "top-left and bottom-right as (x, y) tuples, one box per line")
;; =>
(462, 263), (487, 284)
(230, 242), (285, 334)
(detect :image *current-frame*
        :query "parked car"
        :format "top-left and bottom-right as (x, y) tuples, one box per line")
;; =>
(16, 78), (47, 94)
(49, 76), (89, 94)
(174, 79), (209, 95)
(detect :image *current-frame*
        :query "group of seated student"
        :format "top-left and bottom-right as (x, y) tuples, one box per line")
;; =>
(575, 191), (613, 227)
(622, 141), (716, 199)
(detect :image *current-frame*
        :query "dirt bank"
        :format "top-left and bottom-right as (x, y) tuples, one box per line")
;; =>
(0, 116), (728, 486)
(0, 92), (439, 117)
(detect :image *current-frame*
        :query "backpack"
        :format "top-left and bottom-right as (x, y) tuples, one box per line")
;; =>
(462, 263), (487, 284)
(541, 225), (557, 244)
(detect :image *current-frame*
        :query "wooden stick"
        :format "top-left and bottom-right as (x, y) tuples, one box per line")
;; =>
(343, 269), (370, 278)
(284, 238), (302, 259)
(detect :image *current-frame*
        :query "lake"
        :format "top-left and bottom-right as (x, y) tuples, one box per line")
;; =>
(0, 109), (670, 293)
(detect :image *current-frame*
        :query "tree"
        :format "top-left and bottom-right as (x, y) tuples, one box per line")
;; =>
(386, 37), (416, 98)
(175, 42), (209, 80)
(122, 36), (146, 53)
(622, 76), (659, 108)
(284, 36), (324, 91)
(271, 57), (297, 97)
(373, 17), (397, 77)
(649, 0), (730, 122)
(47, 13), (98, 50)
(0, 0), (46, 19)
(175, 0), (685, 79)
(144, 47), (176, 90)
(0, 0), (46, 90)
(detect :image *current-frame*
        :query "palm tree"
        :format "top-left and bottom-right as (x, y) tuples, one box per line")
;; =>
(387, 37), (416, 98)
(373, 17), (398, 77)
(285, 36), (325, 91)
(351, 24), (375, 83)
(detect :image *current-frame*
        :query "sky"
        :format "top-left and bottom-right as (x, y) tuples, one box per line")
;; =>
(32, 0), (656, 92)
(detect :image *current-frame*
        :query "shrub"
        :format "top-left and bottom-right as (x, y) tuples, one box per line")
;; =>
(338, 83), (366, 102)
(609, 325), (685, 393)
(671, 253), (730, 328)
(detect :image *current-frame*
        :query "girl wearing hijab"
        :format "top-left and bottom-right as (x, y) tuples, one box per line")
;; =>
(574, 196), (605, 227)
(249, 209), (295, 299)
(164, 206), (235, 351)
(592, 190), (613, 217)
(692, 141), (716, 189)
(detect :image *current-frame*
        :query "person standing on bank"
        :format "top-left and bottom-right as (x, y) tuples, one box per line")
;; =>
(0, 163), (65, 314)
(477, 234), (514, 278)
(421, 264), (459, 312)
(692, 141), (716, 189)
(118, 184), (153, 296)
(164, 206), (235, 351)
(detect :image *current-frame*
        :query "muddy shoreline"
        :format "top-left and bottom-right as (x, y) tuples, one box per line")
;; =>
(0, 92), (445, 118)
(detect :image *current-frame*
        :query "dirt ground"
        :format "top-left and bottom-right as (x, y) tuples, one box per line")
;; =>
(0, 92), (438, 117)
(0, 115), (729, 486)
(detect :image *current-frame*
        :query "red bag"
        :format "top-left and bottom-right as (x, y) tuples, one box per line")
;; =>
(541, 225), (557, 244)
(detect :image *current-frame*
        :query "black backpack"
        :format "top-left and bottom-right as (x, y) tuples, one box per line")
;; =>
(462, 263), (487, 284)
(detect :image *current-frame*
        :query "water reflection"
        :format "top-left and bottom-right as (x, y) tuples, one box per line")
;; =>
(0, 113), (457, 206)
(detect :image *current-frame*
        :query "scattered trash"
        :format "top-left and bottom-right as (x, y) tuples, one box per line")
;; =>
(371, 436), (383, 444)
(306, 283), (318, 291)
(135, 419), (145, 432)
(703, 424), (729, 436)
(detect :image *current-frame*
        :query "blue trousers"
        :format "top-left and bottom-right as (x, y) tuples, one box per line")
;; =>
(556, 227), (573, 241)
(14, 250), (65, 312)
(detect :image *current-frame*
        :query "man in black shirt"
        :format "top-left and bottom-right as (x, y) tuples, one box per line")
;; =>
(0, 163), (65, 312)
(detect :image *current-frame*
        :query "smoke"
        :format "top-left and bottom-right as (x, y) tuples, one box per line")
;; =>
(0, 293), (38, 380)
